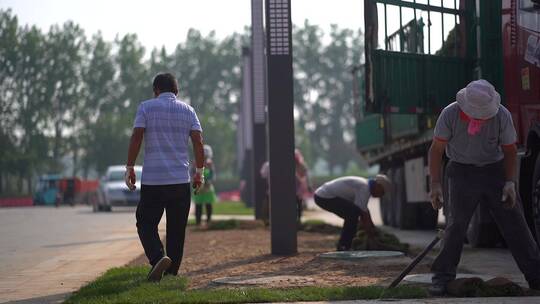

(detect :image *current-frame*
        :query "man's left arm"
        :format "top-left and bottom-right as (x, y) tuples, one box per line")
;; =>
(359, 209), (376, 237)
(355, 192), (376, 237)
(501, 143), (518, 208)
(125, 127), (144, 190)
(502, 144), (517, 183)
(500, 108), (518, 208)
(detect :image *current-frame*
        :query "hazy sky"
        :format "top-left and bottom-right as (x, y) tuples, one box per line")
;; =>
(0, 0), (365, 52)
(1, 0), (458, 55)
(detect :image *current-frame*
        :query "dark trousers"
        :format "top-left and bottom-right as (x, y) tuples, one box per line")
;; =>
(432, 161), (540, 285)
(136, 183), (191, 275)
(296, 196), (303, 222)
(314, 194), (361, 249)
(195, 203), (212, 225)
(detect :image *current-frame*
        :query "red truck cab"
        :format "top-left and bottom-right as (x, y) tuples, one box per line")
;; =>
(503, 0), (540, 144)
(501, 0), (540, 247)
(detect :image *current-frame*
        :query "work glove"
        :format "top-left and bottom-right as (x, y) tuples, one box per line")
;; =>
(193, 167), (205, 194)
(501, 181), (517, 209)
(429, 182), (444, 210)
(125, 166), (136, 191)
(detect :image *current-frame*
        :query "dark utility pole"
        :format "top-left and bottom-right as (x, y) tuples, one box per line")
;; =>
(241, 47), (255, 208)
(251, 0), (268, 220)
(265, 0), (297, 255)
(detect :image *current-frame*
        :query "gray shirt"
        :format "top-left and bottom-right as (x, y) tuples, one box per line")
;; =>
(434, 102), (517, 166)
(314, 176), (371, 211)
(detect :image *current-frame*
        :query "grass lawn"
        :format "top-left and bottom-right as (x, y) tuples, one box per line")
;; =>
(65, 266), (428, 304)
(212, 201), (253, 215)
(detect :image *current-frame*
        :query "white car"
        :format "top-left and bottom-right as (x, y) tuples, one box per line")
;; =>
(93, 165), (142, 212)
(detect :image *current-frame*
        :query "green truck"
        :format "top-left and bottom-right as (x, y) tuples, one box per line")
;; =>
(357, 0), (540, 247)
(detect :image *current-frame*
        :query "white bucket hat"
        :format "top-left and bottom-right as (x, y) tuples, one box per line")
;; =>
(375, 174), (392, 194)
(456, 79), (501, 120)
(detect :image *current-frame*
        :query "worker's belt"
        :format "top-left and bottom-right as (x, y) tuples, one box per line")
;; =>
(449, 160), (504, 169)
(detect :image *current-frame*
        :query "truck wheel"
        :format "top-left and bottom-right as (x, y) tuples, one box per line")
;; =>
(379, 168), (394, 226)
(529, 154), (540, 246)
(394, 166), (417, 229)
(467, 203), (504, 248)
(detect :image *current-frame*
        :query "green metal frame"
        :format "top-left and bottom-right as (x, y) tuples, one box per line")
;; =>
(376, 0), (463, 15)
(358, 0), (504, 152)
(390, 114), (419, 139)
(371, 50), (471, 113)
(358, 0), (477, 151)
(356, 114), (385, 151)
(364, 0), (474, 114)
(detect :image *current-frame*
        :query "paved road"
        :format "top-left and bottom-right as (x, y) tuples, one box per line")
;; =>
(0, 206), (144, 303)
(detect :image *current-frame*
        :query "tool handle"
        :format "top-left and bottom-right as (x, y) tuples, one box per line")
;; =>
(387, 232), (442, 289)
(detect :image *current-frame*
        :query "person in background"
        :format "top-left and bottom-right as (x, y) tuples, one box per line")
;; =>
(294, 149), (311, 222)
(313, 175), (391, 251)
(125, 73), (205, 282)
(259, 161), (270, 225)
(428, 79), (540, 295)
(193, 144), (217, 226)
(259, 149), (312, 225)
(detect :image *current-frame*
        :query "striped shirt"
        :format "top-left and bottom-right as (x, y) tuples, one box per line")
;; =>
(133, 92), (202, 185)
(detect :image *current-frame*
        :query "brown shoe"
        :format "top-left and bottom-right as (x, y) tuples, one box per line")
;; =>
(147, 256), (172, 282)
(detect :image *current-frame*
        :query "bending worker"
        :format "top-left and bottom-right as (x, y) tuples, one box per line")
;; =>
(314, 175), (391, 251)
(428, 79), (540, 295)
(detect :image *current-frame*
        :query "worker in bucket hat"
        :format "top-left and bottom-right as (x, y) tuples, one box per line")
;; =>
(314, 174), (391, 251)
(428, 79), (540, 295)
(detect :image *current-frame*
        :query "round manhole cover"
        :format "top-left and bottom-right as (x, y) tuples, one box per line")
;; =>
(319, 250), (404, 260)
(212, 275), (315, 286)
(404, 273), (496, 284)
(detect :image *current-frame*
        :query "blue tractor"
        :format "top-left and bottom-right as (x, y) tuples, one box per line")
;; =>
(33, 174), (62, 206)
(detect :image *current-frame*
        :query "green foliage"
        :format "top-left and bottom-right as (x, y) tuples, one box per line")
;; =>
(1, 9), (366, 195)
(293, 21), (364, 174)
(352, 228), (410, 253)
(206, 219), (240, 230)
(0, 9), (245, 194)
(300, 220), (342, 234)
(65, 266), (189, 304)
(205, 219), (265, 230)
(212, 201), (253, 215)
(65, 265), (427, 304)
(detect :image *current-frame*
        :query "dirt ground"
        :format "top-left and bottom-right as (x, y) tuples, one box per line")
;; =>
(130, 225), (431, 290)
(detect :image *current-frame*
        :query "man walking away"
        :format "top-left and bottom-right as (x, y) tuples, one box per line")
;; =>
(314, 175), (391, 251)
(125, 73), (205, 282)
(428, 79), (540, 295)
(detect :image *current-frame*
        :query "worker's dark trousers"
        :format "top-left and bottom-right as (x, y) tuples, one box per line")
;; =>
(314, 194), (361, 249)
(136, 183), (191, 275)
(432, 161), (540, 285)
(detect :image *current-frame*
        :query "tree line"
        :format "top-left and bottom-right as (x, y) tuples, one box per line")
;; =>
(0, 9), (364, 196)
